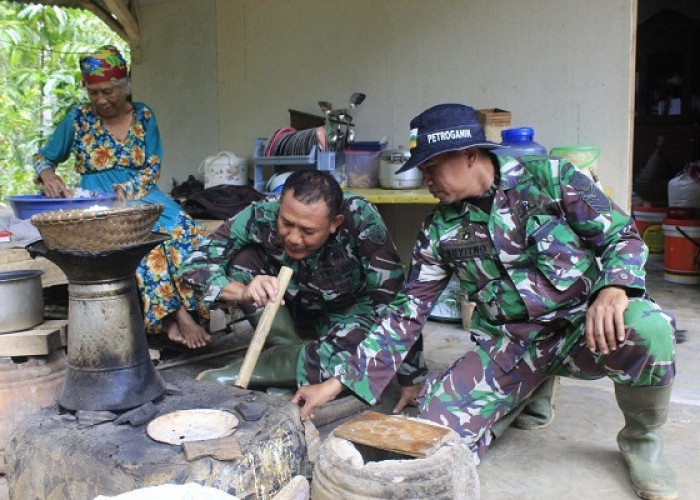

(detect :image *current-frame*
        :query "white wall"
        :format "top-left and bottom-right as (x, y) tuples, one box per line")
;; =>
(133, 0), (636, 237)
(131, 0), (219, 191)
(213, 0), (636, 207)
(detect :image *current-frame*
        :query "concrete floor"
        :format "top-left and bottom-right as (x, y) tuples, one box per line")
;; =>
(1, 258), (698, 499)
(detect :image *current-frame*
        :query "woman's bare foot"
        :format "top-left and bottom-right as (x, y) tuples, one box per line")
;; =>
(164, 306), (211, 349)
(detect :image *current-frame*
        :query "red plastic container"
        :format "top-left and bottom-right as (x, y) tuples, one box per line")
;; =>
(662, 217), (700, 284)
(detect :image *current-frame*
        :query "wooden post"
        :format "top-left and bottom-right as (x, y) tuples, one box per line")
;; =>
(235, 266), (293, 389)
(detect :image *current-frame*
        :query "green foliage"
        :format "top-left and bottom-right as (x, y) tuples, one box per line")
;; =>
(0, 0), (128, 200)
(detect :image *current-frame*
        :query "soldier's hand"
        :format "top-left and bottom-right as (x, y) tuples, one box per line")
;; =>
(291, 378), (344, 420)
(393, 383), (422, 414)
(585, 286), (628, 355)
(241, 275), (280, 307)
(39, 169), (69, 198)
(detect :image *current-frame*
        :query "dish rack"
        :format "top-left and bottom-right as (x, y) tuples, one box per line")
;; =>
(252, 138), (339, 192)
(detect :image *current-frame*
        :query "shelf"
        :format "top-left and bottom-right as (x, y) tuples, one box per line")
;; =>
(253, 146), (317, 166)
(252, 137), (338, 191)
(345, 188), (436, 204)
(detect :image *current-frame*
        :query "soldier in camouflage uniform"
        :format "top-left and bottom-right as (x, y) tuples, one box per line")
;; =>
(293, 104), (677, 500)
(179, 169), (426, 392)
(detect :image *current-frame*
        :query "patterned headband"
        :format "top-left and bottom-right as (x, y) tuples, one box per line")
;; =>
(80, 45), (127, 86)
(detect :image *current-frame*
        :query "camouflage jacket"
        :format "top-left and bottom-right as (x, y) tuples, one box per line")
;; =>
(339, 155), (648, 404)
(179, 194), (405, 316)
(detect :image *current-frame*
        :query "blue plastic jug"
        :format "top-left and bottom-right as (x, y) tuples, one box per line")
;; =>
(494, 127), (547, 157)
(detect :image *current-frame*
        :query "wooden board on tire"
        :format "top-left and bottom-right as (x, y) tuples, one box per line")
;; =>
(332, 410), (453, 458)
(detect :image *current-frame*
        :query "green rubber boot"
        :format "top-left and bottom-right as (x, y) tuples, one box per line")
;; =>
(196, 344), (303, 387)
(615, 384), (678, 500)
(514, 376), (558, 430)
(491, 376), (558, 438)
(196, 306), (303, 387)
(491, 403), (527, 439)
(247, 306), (302, 347)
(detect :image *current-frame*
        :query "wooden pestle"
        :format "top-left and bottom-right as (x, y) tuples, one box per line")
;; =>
(235, 266), (293, 389)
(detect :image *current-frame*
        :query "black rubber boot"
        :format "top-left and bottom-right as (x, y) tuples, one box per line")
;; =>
(615, 384), (678, 500)
(513, 376), (558, 430)
(196, 344), (303, 387)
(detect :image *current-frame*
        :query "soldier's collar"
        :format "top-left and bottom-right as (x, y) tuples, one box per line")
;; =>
(496, 154), (527, 191)
(442, 200), (469, 221)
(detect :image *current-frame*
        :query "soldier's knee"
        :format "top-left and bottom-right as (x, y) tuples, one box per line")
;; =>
(619, 301), (674, 363)
(624, 299), (675, 339)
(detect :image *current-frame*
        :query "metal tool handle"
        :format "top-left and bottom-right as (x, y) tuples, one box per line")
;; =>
(235, 266), (293, 389)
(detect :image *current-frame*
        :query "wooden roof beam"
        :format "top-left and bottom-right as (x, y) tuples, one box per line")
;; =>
(102, 0), (140, 44)
(78, 0), (139, 46)
(78, 0), (128, 42)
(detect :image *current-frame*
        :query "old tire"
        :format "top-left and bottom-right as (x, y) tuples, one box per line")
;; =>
(6, 371), (311, 499)
(311, 432), (479, 499)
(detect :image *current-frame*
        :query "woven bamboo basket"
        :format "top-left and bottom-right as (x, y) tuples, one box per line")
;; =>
(30, 204), (163, 252)
(476, 108), (512, 144)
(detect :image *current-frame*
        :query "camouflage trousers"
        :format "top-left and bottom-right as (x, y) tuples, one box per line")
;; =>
(228, 246), (424, 387)
(418, 297), (676, 460)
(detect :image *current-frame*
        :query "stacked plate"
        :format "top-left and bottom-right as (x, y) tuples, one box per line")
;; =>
(265, 127), (321, 156)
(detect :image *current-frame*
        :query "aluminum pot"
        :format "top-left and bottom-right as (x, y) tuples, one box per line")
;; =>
(0, 270), (44, 334)
(379, 148), (423, 189)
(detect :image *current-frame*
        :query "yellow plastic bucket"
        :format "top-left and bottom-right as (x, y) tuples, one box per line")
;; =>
(633, 205), (666, 257)
(550, 146), (601, 178)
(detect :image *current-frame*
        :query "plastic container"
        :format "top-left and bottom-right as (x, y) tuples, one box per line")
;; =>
(345, 150), (380, 188)
(550, 146), (600, 180)
(662, 218), (700, 284)
(494, 127), (547, 157)
(668, 163), (700, 210)
(633, 206), (666, 257)
(8, 193), (118, 220)
(265, 172), (293, 194)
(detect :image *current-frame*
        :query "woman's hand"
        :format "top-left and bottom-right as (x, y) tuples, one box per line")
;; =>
(39, 169), (69, 198)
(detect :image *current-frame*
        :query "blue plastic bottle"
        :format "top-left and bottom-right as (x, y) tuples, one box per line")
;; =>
(494, 127), (547, 157)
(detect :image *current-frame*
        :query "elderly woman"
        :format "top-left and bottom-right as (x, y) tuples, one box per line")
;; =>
(34, 45), (210, 349)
